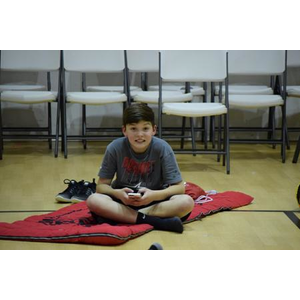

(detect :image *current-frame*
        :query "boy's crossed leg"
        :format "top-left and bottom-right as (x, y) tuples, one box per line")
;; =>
(87, 194), (194, 233)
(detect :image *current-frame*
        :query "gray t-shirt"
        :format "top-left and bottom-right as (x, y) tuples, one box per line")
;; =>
(99, 136), (182, 190)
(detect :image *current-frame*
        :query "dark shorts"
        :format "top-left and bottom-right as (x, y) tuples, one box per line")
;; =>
(107, 195), (191, 222)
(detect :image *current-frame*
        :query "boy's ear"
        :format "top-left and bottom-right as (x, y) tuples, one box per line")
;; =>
(153, 125), (157, 135)
(122, 125), (127, 136)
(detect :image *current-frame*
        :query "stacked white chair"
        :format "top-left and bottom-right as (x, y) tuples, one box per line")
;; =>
(148, 83), (205, 97)
(61, 50), (127, 158)
(0, 50), (61, 159)
(0, 50), (47, 93)
(212, 51), (281, 147)
(286, 50), (300, 97)
(86, 70), (141, 94)
(126, 50), (191, 103)
(127, 51), (204, 98)
(159, 50), (230, 174)
(226, 50), (287, 162)
(126, 50), (213, 147)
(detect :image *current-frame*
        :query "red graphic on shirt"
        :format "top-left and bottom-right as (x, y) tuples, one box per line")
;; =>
(122, 157), (155, 176)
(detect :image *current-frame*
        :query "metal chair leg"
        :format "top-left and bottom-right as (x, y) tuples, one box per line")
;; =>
(54, 98), (60, 158)
(293, 135), (300, 163)
(285, 124), (290, 150)
(180, 117), (186, 149)
(64, 100), (68, 158)
(217, 115), (222, 162)
(281, 104), (286, 163)
(268, 107), (276, 149)
(225, 113), (230, 174)
(211, 116), (215, 149)
(61, 93), (67, 159)
(48, 102), (52, 149)
(82, 104), (87, 149)
(190, 117), (196, 156)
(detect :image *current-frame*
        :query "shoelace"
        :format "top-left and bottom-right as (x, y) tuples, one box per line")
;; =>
(78, 182), (95, 196)
(194, 190), (218, 204)
(61, 179), (79, 194)
(79, 181), (96, 196)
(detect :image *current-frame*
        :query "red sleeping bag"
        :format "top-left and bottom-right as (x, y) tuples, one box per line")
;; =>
(0, 184), (253, 246)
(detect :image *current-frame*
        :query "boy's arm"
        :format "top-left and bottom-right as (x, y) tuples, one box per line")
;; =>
(96, 178), (135, 205)
(154, 181), (185, 200)
(138, 181), (185, 205)
(96, 178), (114, 194)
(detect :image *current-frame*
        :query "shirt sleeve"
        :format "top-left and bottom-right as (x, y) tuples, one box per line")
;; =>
(98, 145), (117, 179)
(161, 148), (182, 185)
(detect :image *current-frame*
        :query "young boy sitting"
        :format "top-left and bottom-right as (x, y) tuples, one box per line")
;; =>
(87, 103), (194, 233)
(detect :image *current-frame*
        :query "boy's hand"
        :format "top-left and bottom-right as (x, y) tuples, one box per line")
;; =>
(135, 187), (157, 206)
(114, 187), (163, 207)
(114, 188), (140, 206)
(127, 192), (143, 205)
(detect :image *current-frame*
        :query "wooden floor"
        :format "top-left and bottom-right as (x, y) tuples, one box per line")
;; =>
(0, 140), (300, 250)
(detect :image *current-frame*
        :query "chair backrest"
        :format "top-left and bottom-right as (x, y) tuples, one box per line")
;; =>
(287, 50), (300, 68)
(64, 50), (125, 73)
(1, 50), (60, 71)
(160, 50), (227, 82)
(228, 50), (286, 75)
(126, 50), (159, 72)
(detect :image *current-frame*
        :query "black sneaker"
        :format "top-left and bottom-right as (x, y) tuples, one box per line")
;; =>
(297, 184), (300, 207)
(55, 179), (84, 203)
(71, 179), (96, 203)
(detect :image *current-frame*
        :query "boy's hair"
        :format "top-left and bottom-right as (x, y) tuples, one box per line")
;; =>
(123, 103), (155, 127)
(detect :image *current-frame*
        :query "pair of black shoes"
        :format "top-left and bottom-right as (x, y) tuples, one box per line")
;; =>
(55, 179), (96, 203)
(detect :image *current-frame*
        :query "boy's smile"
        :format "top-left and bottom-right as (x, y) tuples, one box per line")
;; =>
(122, 121), (157, 154)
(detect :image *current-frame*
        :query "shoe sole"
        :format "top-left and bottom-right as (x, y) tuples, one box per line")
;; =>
(71, 198), (86, 204)
(55, 195), (73, 203)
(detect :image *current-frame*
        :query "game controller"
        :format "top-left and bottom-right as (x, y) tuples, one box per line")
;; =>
(128, 183), (143, 198)
(128, 192), (142, 197)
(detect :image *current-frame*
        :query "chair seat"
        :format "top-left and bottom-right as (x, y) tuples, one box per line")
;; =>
(215, 84), (273, 95)
(0, 91), (57, 104)
(67, 92), (127, 105)
(286, 85), (300, 96)
(228, 94), (284, 108)
(149, 84), (205, 96)
(163, 103), (227, 117)
(133, 91), (193, 104)
(0, 82), (46, 92)
(87, 85), (142, 93)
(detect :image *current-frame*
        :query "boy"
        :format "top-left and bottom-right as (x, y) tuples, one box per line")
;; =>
(87, 103), (194, 233)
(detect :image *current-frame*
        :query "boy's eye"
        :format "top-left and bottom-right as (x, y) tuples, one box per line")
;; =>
(127, 125), (151, 132)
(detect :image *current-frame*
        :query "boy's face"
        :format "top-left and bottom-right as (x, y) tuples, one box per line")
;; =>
(122, 121), (157, 153)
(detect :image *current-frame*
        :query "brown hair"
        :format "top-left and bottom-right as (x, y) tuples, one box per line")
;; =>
(123, 103), (155, 127)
